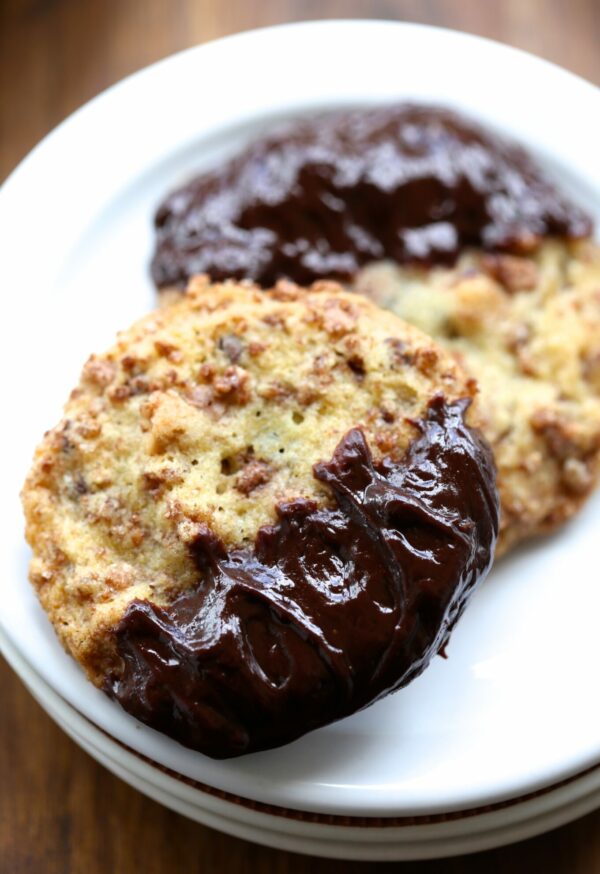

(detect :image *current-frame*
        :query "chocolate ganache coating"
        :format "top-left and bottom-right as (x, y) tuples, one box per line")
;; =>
(151, 105), (591, 290)
(107, 397), (499, 758)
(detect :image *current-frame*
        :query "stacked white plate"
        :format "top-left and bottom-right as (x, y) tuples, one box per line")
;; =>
(1, 21), (599, 861)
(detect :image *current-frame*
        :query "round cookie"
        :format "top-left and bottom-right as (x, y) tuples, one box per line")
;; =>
(22, 280), (498, 757)
(356, 240), (600, 555)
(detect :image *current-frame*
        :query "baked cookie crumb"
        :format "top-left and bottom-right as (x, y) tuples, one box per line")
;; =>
(356, 240), (600, 553)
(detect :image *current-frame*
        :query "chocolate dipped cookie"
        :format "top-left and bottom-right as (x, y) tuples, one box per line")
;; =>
(22, 280), (498, 757)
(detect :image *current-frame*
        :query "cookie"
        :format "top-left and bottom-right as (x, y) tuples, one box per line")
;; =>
(22, 280), (498, 757)
(356, 240), (600, 554)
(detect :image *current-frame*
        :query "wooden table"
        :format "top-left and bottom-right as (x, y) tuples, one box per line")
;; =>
(2, 1), (599, 870)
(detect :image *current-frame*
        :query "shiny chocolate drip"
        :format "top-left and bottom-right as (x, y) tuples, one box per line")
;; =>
(107, 397), (498, 758)
(151, 105), (591, 290)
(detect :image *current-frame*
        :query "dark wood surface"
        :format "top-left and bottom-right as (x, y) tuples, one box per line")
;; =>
(2, 1), (599, 871)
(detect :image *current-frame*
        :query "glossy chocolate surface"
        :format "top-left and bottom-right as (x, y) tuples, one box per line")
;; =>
(108, 398), (499, 758)
(151, 105), (591, 289)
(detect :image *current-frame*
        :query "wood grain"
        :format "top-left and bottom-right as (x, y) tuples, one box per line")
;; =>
(2, 1), (599, 871)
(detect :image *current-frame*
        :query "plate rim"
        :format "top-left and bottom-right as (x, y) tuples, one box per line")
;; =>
(4, 625), (600, 861)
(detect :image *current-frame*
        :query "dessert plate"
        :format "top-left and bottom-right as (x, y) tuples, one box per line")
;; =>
(1, 20), (600, 820)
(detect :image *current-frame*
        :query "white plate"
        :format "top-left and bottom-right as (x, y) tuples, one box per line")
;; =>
(1, 21), (600, 819)
(3, 626), (600, 861)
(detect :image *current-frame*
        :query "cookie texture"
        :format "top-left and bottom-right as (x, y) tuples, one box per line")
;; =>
(356, 240), (600, 554)
(22, 280), (489, 692)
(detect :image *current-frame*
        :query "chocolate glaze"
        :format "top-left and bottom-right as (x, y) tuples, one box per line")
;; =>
(107, 397), (499, 758)
(151, 105), (591, 290)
